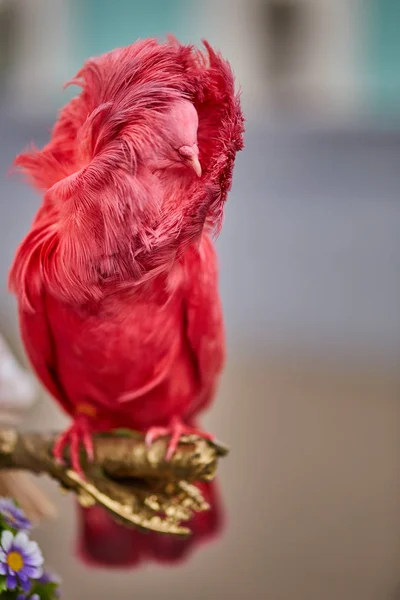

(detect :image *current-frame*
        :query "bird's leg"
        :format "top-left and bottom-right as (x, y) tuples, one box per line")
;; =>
(53, 411), (95, 478)
(145, 416), (215, 461)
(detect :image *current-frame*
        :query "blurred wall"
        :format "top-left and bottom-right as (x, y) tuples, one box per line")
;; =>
(363, 0), (400, 116)
(2, 0), (70, 119)
(0, 0), (399, 367)
(3, 0), (400, 121)
(0, 0), (370, 121)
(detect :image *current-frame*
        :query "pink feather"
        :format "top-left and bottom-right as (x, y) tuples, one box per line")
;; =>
(9, 37), (244, 568)
(10, 38), (244, 305)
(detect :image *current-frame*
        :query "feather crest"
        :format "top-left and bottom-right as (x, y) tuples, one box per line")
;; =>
(9, 38), (244, 305)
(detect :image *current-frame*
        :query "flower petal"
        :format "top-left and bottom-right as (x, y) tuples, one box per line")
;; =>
(38, 570), (61, 585)
(26, 540), (39, 553)
(23, 545), (43, 567)
(25, 556), (44, 568)
(1, 530), (14, 552)
(0, 499), (14, 512)
(0, 562), (7, 575)
(22, 540), (40, 556)
(19, 574), (32, 593)
(23, 564), (43, 579)
(24, 549), (43, 565)
(14, 532), (29, 551)
(6, 573), (17, 589)
(0, 550), (6, 562)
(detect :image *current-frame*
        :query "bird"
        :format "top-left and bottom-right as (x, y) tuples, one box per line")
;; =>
(9, 37), (244, 566)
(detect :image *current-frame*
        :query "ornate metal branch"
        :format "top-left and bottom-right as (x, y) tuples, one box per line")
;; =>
(0, 428), (228, 536)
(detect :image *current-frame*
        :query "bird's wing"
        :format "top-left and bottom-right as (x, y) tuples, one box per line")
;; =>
(183, 234), (225, 419)
(18, 293), (73, 416)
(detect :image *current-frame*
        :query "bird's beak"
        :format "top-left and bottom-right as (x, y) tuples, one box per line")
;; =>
(187, 155), (202, 178)
(178, 145), (202, 177)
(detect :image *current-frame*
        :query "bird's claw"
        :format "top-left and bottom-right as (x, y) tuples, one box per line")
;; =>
(145, 417), (215, 461)
(52, 417), (94, 478)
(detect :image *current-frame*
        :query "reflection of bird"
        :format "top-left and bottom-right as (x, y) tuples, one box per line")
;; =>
(0, 334), (56, 523)
(9, 38), (244, 566)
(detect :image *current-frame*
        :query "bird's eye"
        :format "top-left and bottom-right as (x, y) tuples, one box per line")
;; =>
(177, 145), (194, 159)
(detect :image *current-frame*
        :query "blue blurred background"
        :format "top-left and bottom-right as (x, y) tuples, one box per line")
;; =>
(0, 2), (399, 600)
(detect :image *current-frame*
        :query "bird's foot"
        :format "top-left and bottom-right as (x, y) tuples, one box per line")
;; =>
(53, 416), (94, 478)
(145, 416), (215, 461)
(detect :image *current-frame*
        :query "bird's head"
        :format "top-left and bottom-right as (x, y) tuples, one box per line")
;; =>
(150, 99), (202, 178)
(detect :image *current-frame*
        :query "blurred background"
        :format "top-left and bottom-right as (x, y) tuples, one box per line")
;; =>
(0, 1), (399, 599)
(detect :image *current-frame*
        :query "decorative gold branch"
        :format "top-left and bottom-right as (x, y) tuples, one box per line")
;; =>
(0, 428), (228, 536)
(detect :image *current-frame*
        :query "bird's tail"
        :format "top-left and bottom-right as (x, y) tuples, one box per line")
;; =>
(77, 480), (223, 568)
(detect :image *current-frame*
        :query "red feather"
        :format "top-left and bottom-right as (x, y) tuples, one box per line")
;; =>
(9, 37), (244, 567)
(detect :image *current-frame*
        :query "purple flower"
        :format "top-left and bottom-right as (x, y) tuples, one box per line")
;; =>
(0, 499), (31, 531)
(38, 569), (61, 597)
(17, 595), (39, 600)
(37, 570), (61, 586)
(0, 530), (43, 591)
